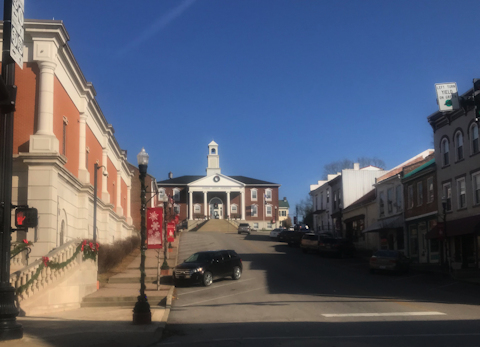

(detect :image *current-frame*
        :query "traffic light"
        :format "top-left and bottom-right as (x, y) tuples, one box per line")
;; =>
(15, 208), (38, 229)
(473, 79), (480, 122)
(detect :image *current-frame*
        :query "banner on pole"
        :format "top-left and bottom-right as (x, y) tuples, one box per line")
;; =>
(147, 207), (163, 249)
(167, 222), (175, 242)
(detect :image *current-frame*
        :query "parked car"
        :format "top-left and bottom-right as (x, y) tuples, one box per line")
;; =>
(369, 250), (410, 274)
(317, 237), (356, 258)
(269, 228), (283, 239)
(277, 229), (294, 242)
(237, 223), (251, 235)
(285, 230), (310, 247)
(300, 233), (321, 253)
(173, 250), (242, 286)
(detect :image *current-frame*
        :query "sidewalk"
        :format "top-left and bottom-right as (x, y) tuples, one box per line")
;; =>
(2, 234), (181, 347)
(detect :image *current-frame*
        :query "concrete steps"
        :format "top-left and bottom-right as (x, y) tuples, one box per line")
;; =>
(197, 219), (236, 232)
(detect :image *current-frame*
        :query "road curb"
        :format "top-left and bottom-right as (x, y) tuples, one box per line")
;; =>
(154, 232), (180, 342)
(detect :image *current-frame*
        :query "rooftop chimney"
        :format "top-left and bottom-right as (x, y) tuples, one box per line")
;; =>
(354, 163), (360, 170)
(168, 172), (173, 179)
(283, 197), (287, 202)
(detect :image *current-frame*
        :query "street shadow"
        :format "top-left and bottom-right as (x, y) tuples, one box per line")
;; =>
(237, 249), (480, 307)
(243, 234), (275, 242)
(161, 320), (480, 346)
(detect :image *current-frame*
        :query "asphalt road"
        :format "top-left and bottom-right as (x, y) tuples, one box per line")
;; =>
(157, 231), (480, 347)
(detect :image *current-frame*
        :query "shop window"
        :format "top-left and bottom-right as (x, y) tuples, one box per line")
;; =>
(417, 181), (423, 206)
(387, 188), (393, 213)
(427, 177), (434, 203)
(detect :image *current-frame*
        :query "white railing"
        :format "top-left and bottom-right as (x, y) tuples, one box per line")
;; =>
(10, 239), (82, 303)
(10, 244), (29, 270)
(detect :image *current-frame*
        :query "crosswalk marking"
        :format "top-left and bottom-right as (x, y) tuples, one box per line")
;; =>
(322, 311), (446, 317)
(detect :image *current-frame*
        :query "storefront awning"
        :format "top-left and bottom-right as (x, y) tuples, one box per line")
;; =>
(362, 215), (403, 233)
(426, 214), (480, 239)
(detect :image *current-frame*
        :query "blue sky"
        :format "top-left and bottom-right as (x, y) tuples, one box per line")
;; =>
(15, 0), (480, 214)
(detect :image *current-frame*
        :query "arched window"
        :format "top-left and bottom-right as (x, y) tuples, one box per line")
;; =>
(455, 131), (464, 161)
(211, 148), (216, 154)
(441, 138), (450, 166)
(471, 123), (479, 154)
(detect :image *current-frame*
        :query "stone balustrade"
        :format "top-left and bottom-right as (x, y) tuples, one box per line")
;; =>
(10, 239), (82, 303)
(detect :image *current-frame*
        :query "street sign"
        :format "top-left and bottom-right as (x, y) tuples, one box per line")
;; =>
(10, 0), (24, 69)
(435, 82), (459, 112)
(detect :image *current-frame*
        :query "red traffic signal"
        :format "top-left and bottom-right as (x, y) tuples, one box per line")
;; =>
(15, 208), (38, 228)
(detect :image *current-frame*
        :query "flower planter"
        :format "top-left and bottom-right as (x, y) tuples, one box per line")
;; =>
(160, 269), (170, 275)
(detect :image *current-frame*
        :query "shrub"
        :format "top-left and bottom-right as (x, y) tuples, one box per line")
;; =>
(98, 235), (140, 274)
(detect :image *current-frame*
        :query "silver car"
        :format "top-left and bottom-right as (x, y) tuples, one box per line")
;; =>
(237, 223), (251, 235)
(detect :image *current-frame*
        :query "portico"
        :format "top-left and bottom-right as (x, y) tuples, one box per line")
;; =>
(187, 175), (246, 220)
(157, 141), (281, 230)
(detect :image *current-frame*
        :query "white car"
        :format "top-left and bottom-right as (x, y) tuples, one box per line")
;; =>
(269, 228), (283, 239)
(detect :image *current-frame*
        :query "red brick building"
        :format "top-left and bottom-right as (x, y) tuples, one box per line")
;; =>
(6, 20), (134, 259)
(157, 141), (281, 230)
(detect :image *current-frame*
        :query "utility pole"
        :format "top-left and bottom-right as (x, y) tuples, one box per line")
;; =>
(0, 0), (24, 340)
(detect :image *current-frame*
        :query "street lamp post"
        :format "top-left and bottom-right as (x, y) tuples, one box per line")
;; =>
(162, 195), (170, 269)
(133, 148), (151, 325)
(275, 206), (278, 228)
(0, 0), (23, 340)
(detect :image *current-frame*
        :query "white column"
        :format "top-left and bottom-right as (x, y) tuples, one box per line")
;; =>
(78, 113), (89, 183)
(204, 191), (208, 218)
(29, 61), (59, 153)
(102, 148), (109, 202)
(189, 191), (193, 220)
(116, 170), (123, 215)
(127, 185), (132, 224)
(226, 191), (230, 219)
(241, 191), (245, 220)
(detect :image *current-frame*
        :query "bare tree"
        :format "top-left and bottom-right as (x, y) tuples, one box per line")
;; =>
(322, 157), (385, 179)
(357, 156), (386, 169)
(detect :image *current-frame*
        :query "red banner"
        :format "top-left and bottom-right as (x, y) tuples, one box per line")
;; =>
(167, 221), (175, 242)
(174, 214), (179, 225)
(147, 207), (163, 249)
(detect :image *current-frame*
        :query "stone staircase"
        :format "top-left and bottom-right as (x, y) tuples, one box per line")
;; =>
(196, 219), (237, 232)
(80, 237), (180, 308)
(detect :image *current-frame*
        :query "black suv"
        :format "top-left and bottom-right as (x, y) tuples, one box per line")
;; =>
(173, 250), (243, 286)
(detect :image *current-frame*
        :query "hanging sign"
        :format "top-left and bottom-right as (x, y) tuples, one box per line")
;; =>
(167, 222), (175, 242)
(147, 207), (163, 249)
